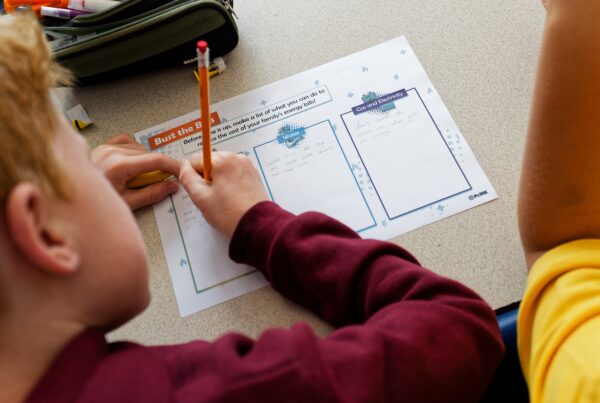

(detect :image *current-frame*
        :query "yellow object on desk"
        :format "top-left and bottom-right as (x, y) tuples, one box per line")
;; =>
(126, 170), (173, 189)
(193, 57), (226, 81)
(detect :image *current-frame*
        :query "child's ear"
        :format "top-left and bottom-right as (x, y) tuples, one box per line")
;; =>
(5, 183), (80, 276)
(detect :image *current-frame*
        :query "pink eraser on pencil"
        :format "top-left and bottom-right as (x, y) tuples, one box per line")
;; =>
(197, 40), (208, 53)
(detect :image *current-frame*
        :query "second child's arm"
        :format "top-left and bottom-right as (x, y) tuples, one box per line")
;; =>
(517, 2), (600, 401)
(519, 0), (600, 267)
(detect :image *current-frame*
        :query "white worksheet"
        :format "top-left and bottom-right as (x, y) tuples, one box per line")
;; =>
(254, 120), (375, 232)
(135, 37), (497, 317)
(340, 88), (471, 219)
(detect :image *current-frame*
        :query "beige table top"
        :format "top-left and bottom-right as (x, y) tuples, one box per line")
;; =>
(75, 0), (546, 345)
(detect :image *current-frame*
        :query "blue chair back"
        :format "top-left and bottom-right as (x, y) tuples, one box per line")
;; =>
(480, 302), (529, 402)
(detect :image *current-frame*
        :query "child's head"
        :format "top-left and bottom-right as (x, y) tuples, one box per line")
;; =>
(0, 14), (150, 331)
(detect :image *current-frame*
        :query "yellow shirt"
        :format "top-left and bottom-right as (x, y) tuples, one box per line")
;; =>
(518, 239), (600, 403)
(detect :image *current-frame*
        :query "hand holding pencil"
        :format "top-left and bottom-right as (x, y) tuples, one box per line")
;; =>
(179, 152), (269, 239)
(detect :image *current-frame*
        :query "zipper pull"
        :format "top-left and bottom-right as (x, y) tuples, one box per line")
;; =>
(218, 0), (238, 19)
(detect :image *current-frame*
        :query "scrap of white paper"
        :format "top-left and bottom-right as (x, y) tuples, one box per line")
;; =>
(135, 36), (497, 317)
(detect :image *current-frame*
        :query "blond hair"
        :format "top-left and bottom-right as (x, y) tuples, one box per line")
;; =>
(0, 13), (73, 202)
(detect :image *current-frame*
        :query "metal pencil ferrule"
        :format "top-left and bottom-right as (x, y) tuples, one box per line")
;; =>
(197, 48), (210, 68)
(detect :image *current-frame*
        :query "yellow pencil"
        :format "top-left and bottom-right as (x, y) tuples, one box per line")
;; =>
(126, 170), (172, 189)
(197, 40), (212, 182)
(127, 42), (213, 190)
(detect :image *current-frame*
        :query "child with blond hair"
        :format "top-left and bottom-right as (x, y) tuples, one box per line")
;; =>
(0, 13), (503, 402)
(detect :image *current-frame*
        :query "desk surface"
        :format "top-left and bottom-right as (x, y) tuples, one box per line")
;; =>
(76, 0), (545, 345)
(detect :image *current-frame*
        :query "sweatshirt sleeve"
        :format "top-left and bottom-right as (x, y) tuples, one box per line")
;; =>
(518, 239), (600, 403)
(220, 201), (503, 402)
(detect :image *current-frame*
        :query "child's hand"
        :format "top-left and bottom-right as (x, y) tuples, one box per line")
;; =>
(179, 152), (269, 239)
(92, 134), (180, 211)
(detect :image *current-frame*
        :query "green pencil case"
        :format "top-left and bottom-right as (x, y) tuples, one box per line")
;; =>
(44, 0), (238, 84)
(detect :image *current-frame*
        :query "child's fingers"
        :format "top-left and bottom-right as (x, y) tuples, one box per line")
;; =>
(186, 154), (205, 173)
(113, 142), (147, 152)
(105, 133), (135, 145)
(179, 159), (204, 185)
(124, 180), (179, 210)
(100, 143), (148, 157)
(118, 152), (181, 179)
(179, 159), (210, 198)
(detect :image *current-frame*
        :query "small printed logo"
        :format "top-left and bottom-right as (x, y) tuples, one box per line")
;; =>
(469, 190), (489, 201)
(277, 124), (306, 149)
(352, 90), (407, 116)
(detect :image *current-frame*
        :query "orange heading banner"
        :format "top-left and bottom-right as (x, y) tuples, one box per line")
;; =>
(148, 112), (221, 151)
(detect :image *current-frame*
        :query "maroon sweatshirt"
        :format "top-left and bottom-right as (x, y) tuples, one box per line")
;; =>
(26, 202), (503, 403)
